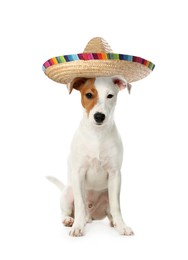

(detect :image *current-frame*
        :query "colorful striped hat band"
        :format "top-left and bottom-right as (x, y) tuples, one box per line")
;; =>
(43, 37), (155, 85)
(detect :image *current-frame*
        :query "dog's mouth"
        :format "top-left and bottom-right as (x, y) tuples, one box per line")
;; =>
(93, 121), (107, 127)
(95, 122), (103, 126)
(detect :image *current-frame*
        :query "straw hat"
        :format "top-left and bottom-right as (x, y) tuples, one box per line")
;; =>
(42, 37), (155, 85)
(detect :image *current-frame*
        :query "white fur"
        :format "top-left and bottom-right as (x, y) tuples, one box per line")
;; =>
(48, 76), (134, 236)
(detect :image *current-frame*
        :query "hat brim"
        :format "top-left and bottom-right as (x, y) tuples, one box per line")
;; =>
(43, 53), (155, 84)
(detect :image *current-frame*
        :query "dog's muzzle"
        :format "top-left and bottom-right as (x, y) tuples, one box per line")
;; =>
(94, 112), (105, 124)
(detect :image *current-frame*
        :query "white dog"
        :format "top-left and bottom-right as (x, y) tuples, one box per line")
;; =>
(47, 76), (134, 237)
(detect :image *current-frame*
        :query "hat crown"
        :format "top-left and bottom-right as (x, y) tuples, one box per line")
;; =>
(83, 37), (113, 53)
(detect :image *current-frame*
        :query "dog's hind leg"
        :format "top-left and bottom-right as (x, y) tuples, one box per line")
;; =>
(107, 211), (114, 227)
(46, 176), (74, 227)
(60, 186), (74, 227)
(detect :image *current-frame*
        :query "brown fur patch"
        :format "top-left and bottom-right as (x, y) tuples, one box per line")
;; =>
(70, 78), (98, 114)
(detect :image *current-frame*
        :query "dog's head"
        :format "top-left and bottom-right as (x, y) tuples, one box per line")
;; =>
(68, 76), (131, 126)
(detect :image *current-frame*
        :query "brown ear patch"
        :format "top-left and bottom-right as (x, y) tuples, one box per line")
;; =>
(70, 78), (98, 115)
(68, 77), (89, 93)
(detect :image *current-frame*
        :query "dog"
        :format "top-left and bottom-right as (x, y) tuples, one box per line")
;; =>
(47, 76), (134, 237)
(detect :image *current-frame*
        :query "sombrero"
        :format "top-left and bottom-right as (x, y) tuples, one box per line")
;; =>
(42, 37), (155, 85)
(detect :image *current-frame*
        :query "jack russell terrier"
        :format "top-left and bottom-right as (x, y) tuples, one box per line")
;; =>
(47, 75), (134, 237)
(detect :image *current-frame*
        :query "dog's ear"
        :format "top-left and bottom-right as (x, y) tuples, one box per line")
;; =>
(68, 78), (88, 94)
(112, 76), (132, 94)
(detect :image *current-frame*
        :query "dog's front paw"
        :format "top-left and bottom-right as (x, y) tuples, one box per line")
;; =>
(113, 221), (134, 236)
(69, 224), (84, 237)
(120, 226), (134, 236)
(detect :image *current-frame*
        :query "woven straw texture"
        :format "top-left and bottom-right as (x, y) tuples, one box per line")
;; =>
(43, 37), (155, 84)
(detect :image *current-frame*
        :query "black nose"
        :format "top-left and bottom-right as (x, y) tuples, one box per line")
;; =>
(94, 112), (105, 123)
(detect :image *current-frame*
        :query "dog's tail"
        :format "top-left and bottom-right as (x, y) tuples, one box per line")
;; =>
(46, 176), (65, 191)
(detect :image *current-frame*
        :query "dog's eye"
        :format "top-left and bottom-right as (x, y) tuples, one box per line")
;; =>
(107, 94), (114, 99)
(85, 93), (93, 99)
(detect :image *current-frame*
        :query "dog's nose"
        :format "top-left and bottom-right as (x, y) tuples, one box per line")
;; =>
(94, 112), (105, 123)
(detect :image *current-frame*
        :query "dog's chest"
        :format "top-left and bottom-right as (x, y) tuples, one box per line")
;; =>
(85, 157), (108, 190)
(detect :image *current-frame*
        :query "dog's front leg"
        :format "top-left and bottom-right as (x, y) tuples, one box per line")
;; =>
(69, 168), (87, 237)
(108, 170), (134, 236)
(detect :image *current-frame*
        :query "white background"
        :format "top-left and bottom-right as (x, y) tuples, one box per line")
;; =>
(0, 0), (188, 259)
